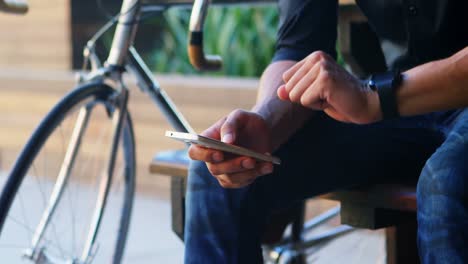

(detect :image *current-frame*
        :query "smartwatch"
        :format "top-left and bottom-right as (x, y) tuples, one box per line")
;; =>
(367, 70), (403, 120)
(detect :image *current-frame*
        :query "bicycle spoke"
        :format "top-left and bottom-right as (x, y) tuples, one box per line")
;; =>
(18, 191), (32, 243)
(30, 163), (71, 257)
(32, 164), (48, 209)
(6, 215), (69, 256)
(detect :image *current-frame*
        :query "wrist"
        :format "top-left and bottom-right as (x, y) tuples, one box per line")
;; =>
(366, 89), (383, 122)
(360, 79), (383, 123)
(251, 103), (274, 129)
(366, 70), (403, 120)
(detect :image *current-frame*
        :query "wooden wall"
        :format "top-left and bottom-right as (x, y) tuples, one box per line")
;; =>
(0, 0), (70, 70)
(0, 71), (258, 195)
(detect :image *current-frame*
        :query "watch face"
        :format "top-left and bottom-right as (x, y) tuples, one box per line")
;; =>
(368, 79), (377, 91)
(393, 70), (403, 86)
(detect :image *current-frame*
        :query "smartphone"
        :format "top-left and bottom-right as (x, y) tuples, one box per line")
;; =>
(165, 131), (281, 165)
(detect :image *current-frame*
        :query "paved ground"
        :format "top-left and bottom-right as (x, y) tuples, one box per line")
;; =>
(0, 171), (387, 264)
(122, 191), (185, 263)
(0, 171), (184, 264)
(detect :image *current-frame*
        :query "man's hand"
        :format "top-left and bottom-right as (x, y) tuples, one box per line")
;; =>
(277, 51), (382, 124)
(188, 109), (275, 188)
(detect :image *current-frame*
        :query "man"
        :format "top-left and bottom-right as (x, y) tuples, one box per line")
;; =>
(185, 0), (468, 263)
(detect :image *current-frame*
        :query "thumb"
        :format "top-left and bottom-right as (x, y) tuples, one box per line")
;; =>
(220, 110), (245, 144)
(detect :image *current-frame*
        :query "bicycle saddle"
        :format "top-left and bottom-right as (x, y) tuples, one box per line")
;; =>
(0, 0), (28, 14)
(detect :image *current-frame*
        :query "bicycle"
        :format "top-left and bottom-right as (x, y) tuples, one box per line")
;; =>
(0, 0), (225, 262)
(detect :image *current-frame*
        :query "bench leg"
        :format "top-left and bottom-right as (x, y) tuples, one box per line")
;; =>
(171, 176), (185, 241)
(385, 219), (419, 264)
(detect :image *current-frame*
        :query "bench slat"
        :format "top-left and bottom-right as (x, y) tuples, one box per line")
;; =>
(150, 149), (190, 177)
(322, 185), (416, 212)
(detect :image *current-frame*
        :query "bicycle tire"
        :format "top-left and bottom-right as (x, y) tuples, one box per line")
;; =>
(0, 81), (135, 263)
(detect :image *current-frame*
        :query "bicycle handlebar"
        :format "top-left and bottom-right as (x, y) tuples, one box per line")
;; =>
(188, 0), (223, 71)
(0, 0), (28, 14)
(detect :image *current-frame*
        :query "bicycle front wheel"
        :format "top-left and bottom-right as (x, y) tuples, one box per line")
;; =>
(0, 81), (135, 263)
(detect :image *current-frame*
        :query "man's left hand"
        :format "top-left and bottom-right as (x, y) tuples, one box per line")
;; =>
(277, 51), (382, 124)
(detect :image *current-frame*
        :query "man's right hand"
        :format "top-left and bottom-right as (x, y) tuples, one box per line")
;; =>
(188, 109), (275, 188)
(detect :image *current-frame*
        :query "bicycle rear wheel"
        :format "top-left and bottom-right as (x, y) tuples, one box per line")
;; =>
(0, 81), (135, 263)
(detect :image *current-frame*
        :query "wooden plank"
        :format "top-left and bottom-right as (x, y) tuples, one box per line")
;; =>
(171, 176), (186, 241)
(385, 222), (420, 264)
(150, 149), (190, 176)
(150, 161), (189, 177)
(0, 0), (70, 70)
(322, 185), (416, 212)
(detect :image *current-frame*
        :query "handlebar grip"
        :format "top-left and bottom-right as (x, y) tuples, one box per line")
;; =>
(0, 0), (28, 14)
(188, 31), (222, 71)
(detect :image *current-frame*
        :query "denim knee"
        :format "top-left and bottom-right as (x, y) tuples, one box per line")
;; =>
(417, 131), (468, 263)
(417, 130), (467, 203)
(185, 160), (251, 263)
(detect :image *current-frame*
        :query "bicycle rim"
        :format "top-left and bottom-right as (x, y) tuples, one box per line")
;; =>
(0, 82), (135, 263)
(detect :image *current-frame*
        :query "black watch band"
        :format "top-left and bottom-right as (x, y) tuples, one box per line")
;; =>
(368, 70), (402, 120)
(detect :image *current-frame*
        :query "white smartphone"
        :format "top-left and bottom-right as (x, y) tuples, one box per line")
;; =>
(165, 131), (281, 165)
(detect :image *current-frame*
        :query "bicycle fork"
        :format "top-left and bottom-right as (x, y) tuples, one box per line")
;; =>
(23, 89), (129, 264)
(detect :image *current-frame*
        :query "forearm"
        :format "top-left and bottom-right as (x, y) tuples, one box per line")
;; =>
(252, 60), (315, 150)
(398, 46), (468, 116)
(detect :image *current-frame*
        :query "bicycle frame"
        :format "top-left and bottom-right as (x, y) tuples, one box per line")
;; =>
(84, 0), (275, 134)
(106, 0), (195, 134)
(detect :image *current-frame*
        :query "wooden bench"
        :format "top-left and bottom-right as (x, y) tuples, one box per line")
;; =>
(150, 149), (419, 264)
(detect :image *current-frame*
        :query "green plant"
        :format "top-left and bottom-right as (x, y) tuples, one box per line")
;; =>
(149, 5), (278, 77)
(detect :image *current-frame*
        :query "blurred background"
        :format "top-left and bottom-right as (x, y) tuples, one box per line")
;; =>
(0, 0), (384, 263)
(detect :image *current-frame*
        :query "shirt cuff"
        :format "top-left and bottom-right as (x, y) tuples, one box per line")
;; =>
(272, 47), (312, 62)
(272, 47), (337, 63)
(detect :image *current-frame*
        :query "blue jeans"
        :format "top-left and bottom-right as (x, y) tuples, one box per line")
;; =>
(184, 108), (468, 264)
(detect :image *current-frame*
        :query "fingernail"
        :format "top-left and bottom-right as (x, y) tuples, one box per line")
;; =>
(222, 133), (233, 143)
(261, 164), (273, 175)
(212, 152), (223, 162)
(241, 159), (255, 169)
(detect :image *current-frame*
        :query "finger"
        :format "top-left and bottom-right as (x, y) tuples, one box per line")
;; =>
(277, 85), (290, 101)
(284, 51), (328, 85)
(217, 177), (237, 188)
(299, 60), (336, 109)
(191, 116), (229, 162)
(256, 161), (275, 176)
(220, 109), (247, 144)
(216, 173), (256, 188)
(207, 156), (257, 175)
(216, 163), (274, 188)
(288, 62), (321, 103)
(284, 61), (314, 95)
(282, 59), (306, 82)
(299, 81), (325, 110)
(200, 116), (227, 140)
(188, 144), (224, 163)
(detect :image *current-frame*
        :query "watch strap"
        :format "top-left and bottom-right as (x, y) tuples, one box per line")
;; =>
(371, 70), (402, 120)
